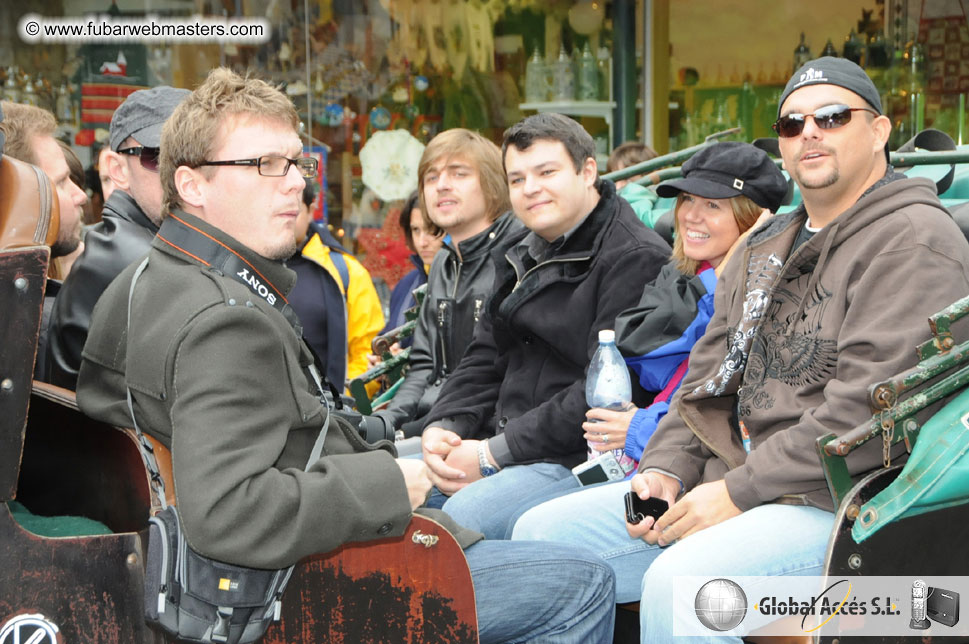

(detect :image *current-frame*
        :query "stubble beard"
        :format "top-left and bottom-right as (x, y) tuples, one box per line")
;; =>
(795, 166), (840, 191)
(50, 221), (82, 258)
(792, 145), (840, 191)
(264, 238), (299, 261)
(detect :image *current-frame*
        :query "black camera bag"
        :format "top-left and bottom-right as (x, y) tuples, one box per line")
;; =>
(143, 505), (292, 643)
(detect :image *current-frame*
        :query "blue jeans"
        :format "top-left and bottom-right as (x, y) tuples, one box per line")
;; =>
(442, 463), (575, 540)
(512, 481), (834, 643)
(465, 540), (615, 644)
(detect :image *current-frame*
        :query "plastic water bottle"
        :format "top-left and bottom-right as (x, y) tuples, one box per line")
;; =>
(585, 329), (632, 464)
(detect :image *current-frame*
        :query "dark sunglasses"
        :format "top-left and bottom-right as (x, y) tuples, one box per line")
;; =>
(772, 104), (879, 138)
(117, 146), (161, 172)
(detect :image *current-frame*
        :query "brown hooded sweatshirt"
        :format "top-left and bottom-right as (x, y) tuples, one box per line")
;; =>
(642, 175), (969, 512)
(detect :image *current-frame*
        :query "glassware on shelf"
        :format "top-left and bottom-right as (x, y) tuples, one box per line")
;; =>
(3, 68), (20, 104)
(56, 83), (72, 122)
(524, 48), (547, 103)
(867, 31), (890, 69)
(21, 75), (38, 106)
(793, 32), (812, 73)
(843, 29), (865, 65)
(596, 46), (611, 101)
(551, 44), (575, 101)
(577, 43), (598, 101)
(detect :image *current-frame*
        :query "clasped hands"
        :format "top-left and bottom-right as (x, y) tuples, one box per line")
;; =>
(419, 426), (493, 495)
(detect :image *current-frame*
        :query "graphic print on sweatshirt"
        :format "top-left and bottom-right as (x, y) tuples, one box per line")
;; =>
(738, 273), (837, 417)
(697, 252), (783, 397)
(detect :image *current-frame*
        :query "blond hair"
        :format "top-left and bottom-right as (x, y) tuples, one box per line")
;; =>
(672, 194), (763, 275)
(159, 68), (299, 216)
(0, 101), (57, 166)
(418, 128), (510, 235)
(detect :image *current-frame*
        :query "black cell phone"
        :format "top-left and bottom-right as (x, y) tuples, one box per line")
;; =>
(624, 491), (669, 525)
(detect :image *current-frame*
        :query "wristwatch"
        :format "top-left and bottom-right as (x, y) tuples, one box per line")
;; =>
(477, 440), (499, 477)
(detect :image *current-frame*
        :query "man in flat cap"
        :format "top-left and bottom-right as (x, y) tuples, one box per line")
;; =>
(46, 86), (189, 389)
(512, 57), (969, 641)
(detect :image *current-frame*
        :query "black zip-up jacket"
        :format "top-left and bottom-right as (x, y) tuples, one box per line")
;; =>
(45, 190), (159, 389)
(425, 181), (671, 469)
(374, 212), (523, 432)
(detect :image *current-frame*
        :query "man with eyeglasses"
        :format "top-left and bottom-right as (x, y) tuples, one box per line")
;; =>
(76, 67), (616, 644)
(505, 58), (969, 642)
(45, 86), (189, 388)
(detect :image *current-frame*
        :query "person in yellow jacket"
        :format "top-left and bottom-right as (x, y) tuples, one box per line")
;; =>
(288, 181), (384, 392)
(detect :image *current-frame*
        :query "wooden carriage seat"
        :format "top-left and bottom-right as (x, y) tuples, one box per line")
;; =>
(0, 151), (60, 501)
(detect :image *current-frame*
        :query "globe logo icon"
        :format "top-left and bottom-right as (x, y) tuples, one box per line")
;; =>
(694, 578), (748, 631)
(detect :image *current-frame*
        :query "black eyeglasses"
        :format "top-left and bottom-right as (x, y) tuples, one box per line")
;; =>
(196, 155), (318, 178)
(772, 104), (879, 138)
(117, 146), (161, 172)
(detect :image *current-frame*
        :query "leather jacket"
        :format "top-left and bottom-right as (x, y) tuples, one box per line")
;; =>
(374, 212), (523, 432)
(45, 190), (158, 389)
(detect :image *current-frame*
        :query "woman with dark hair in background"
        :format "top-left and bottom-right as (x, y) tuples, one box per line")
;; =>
(382, 191), (444, 342)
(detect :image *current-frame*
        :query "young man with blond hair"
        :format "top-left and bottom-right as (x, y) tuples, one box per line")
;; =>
(372, 128), (522, 438)
(77, 68), (616, 644)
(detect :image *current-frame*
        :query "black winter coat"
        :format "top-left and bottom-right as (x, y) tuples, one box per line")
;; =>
(374, 212), (523, 432)
(425, 181), (671, 469)
(46, 190), (158, 389)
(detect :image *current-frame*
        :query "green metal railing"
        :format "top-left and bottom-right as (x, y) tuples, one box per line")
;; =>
(817, 294), (969, 508)
(348, 284), (426, 413)
(601, 134), (969, 188)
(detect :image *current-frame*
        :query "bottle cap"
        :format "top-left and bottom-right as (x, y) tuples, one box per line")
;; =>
(598, 329), (615, 343)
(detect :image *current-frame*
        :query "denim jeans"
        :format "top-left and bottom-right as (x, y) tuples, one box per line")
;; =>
(442, 462), (575, 539)
(465, 540), (616, 644)
(512, 481), (834, 643)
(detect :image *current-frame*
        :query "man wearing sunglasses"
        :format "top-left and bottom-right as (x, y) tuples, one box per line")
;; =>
(45, 86), (189, 389)
(502, 57), (969, 642)
(625, 56), (969, 640)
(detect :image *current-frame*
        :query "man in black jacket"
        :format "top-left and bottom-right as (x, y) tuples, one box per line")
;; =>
(45, 86), (189, 388)
(372, 128), (522, 438)
(0, 101), (89, 380)
(421, 113), (671, 539)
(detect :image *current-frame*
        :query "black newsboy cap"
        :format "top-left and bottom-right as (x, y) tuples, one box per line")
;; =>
(656, 141), (788, 212)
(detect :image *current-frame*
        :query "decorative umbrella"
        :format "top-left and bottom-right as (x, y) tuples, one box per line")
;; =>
(359, 129), (424, 202)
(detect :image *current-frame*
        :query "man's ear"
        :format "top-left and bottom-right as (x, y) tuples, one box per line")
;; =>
(175, 166), (205, 209)
(582, 156), (598, 187)
(872, 114), (892, 155)
(104, 150), (130, 191)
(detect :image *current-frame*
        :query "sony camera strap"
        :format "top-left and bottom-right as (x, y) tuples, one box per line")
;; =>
(157, 213), (304, 334)
(124, 255), (331, 511)
(156, 213), (339, 402)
